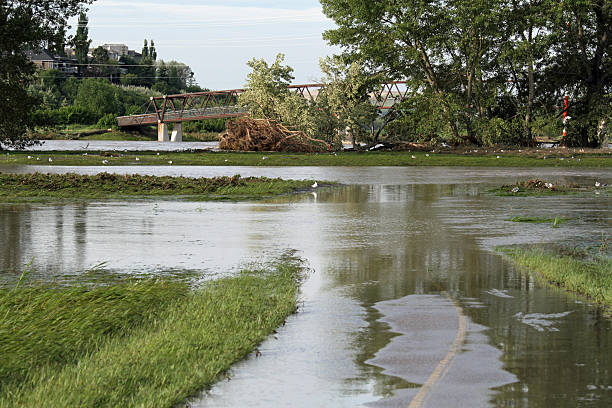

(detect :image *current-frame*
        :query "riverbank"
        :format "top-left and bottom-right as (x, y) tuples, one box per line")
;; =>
(504, 248), (612, 313)
(0, 173), (319, 202)
(0, 258), (302, 407)
(1, 149), (611, 167)
(33, 125), (219, 142)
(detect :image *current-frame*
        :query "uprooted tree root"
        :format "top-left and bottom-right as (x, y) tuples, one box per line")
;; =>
(219, 118), (331, 153)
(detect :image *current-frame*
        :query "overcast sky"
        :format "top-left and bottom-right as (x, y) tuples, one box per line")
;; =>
(70, 0), (340, 90)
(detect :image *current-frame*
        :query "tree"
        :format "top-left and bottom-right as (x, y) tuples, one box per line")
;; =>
(239, 54), (295, 122)
(0, 0), (94, 150)
(317, 56), (380, 147)
(548, 0), (611, 147)
(74, 78), (121, 118)
(321, 0), (505, 145)
(73, 11), (91, 66)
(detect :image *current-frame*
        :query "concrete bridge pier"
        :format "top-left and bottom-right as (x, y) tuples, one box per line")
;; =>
(158, 121), (169, 142)
(171, 123), (182, 142)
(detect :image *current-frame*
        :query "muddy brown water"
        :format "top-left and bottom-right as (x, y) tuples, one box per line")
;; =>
(1, 166), (611, 407)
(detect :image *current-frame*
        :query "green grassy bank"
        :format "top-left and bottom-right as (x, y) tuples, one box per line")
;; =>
(505, 248), (612, 311)
(1, 150), (611, 167)
(0, 173), (319, 202)
(0, 259), (302, 407)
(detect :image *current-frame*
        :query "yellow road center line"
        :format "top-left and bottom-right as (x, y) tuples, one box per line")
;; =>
(408, 297), (468, 408)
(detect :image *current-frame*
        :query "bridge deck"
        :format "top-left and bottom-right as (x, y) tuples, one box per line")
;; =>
(116, 82), (408, 127)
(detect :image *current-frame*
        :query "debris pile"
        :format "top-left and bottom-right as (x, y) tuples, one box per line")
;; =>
(219, 118), (331, 153)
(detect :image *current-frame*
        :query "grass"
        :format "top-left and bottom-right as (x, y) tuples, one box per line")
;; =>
(492, 178), (610, 196)
(1, 150), (611, 167)
(0, 258), (303, 407)
(503, 247), (612, 312)
(0, 173), (321, 203)
(506, 216), (567, 227)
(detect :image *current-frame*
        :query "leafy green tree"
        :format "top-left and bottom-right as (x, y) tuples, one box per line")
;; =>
(73, 11), (91, 66)
(28, 69), (67, 108)
(317, 56), (380, 146)
(239, 54), (295, 122)
(547, 0), (611, 146)
(74, 78), (121, 119)
(0, 0), (93, 149)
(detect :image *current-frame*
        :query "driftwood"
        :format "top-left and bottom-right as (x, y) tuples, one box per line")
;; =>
(219, 118), (331, 153)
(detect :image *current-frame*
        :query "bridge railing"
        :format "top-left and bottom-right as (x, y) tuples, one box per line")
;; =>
(116, 82), (408, 127)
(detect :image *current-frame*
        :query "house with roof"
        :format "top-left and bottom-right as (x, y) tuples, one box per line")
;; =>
(25, 50), (78, 75)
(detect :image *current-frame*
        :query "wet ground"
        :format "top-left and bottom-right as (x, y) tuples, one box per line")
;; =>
(1, 166), (611, 407)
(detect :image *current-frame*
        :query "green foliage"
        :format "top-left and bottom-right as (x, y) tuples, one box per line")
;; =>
(239, 53), (296, 122)
(0, 173), (317, 202)
(72, 11), (91, 65)
(97, 113), (118, 129)
(0, 259), (302, 407)
(0, 278), (189, 391)
(506, 247), (612, 310)
(0, 1), (93, 149)
(74, 79), (122, 118)
(31, 106), (98, 127)
(182, 119), (226, 133)
(321, 0), (611, 147)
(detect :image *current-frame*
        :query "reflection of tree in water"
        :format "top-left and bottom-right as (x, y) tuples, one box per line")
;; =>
(0, 204), (91, 283)
(0, 205), (32, 276)
(319, 183), (493, 397)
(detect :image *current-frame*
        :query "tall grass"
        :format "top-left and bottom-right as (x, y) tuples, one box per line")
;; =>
(0, 173), (316, 202)
(0, 259), (302, 407)
(507, 248), (612, 309)
(0, 279), (189, 392)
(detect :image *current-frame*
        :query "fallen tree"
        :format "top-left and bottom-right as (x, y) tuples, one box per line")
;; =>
(219, 117), (331, 152)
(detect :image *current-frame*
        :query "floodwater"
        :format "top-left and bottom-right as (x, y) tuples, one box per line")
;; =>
(1, 166), (611, 407)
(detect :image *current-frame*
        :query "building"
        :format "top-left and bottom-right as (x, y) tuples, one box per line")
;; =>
(101, 44), (128, 61)
(25, 50), (78, 75)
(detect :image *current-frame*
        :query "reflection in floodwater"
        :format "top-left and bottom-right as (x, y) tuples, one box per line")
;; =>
(0, 167), (611, 406)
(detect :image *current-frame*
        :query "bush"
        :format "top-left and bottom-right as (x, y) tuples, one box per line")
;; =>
(97, 113), (118, 129)
(182, 119), (226, 133)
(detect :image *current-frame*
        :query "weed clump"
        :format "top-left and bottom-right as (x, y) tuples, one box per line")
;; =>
(494, 179), (587, 196)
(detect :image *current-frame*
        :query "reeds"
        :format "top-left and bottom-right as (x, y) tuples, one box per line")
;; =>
(0, 259), (302, 407)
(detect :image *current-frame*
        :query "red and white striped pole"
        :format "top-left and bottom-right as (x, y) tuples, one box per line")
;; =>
(562, 94), (568, 138)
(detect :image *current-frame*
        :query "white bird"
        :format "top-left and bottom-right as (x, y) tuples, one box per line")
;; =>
(511, 187), (520, 193)
(27, 156), (32, 159)
(411, 155), (416, 159)
(496, 156), (501, 159)
(168, 161), (173, 164)
(595, 181), (601, 187)
(156, 153), (160, 156)
(311, 181), (318, 188)
(262, 156), (268, 160)
(545, 183), (554, 189)
(426, 154), (430, 157)
(48, 158), (52, 162)
(135, 157), (140, 161)
(102, 160), (108, 164)
(224, 159), (228, 162)
(36, 157), (40, 161)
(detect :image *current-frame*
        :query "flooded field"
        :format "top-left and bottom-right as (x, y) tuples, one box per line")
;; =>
(1, 166), (611, 407)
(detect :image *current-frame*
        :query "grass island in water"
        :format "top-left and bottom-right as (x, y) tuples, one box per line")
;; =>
(0, 172), (323, 202)
(0, 258), (303, 407)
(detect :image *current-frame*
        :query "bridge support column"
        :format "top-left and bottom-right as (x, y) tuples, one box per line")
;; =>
(171, 123), (182, 142)
(158, 122), (169, 142)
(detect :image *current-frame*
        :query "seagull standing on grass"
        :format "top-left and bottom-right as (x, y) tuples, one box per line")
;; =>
(312, 181), (318, 188)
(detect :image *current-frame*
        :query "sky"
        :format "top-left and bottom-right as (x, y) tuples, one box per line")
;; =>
(70, 0), (340, 90)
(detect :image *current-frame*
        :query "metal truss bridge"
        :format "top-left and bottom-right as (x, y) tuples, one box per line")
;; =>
(116, 81), (409, 128)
